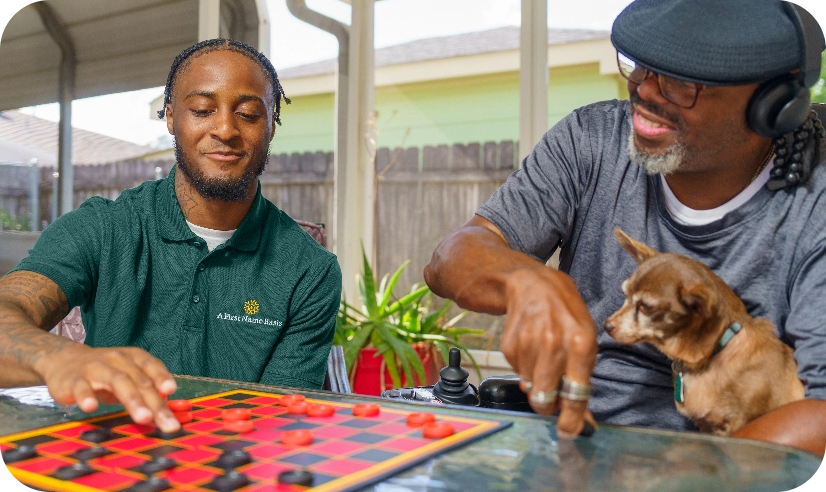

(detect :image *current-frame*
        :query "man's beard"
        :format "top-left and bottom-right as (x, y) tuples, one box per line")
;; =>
(627, 92), (687, 175)
(627, 132), (687, 176)
(175, 141), (269, 202)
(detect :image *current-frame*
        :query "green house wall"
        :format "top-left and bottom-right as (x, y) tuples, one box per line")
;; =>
(271, 62), (629, 155)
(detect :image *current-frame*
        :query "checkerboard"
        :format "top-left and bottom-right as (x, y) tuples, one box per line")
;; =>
(1, 389), (511, 491)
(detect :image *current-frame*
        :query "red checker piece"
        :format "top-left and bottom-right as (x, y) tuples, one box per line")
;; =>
(352, 403), (380, 417)
(167, 399), (192, 412)
(223, 419), (255, 434)
(174, 411), (193, 424)
(281, 429), (314, 446)
(307, 404), (335, 418)
(287, 402), (308, 415)
(422, 421), (455, 439)
(278, 394), (305, 407)
(222, 408), (252, 421)
(406, 412), (436, 427)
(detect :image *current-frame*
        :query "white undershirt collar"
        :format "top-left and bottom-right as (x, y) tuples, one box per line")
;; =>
(660, 159), (773, 226)
(186, 220), (236, 252)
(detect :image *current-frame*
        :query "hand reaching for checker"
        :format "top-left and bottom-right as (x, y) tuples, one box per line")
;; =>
(0, 271), (180, 434)
(35, 343), (181, 433)
(500, 267), (599, 439)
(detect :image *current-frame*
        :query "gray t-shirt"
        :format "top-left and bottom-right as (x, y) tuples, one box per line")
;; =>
(478, 99), (826, 431)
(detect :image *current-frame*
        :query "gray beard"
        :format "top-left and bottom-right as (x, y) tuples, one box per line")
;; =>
(627, 133), (686, 175)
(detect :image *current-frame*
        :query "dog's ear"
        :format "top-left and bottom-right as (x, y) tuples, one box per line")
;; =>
(680, 283), (710, 319)
(614, 227), (659, 264)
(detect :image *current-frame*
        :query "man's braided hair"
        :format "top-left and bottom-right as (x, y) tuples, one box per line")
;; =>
(157, 38), (290, 125)
(767, 109), (826, 190)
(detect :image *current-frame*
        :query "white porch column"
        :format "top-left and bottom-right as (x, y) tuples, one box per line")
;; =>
(519, 0), (549, 163)
(198, 0), (221, 41)
(335, 0), (375, 300)
(32, 2), (75, 217)
(253, 0), (270, 58)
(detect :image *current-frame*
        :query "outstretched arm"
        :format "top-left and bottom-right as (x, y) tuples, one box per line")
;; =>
(424, 215), (598, 439)
(733, 399), (826, 457)
(0, 271), (180, 433)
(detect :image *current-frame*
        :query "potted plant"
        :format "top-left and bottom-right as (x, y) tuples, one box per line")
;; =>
(336, 249), (484, 395)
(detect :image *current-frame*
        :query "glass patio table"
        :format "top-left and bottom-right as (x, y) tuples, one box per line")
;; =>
(0, 375), (819, 492)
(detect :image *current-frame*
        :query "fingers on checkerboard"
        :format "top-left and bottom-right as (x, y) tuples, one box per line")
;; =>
(128, 348), (177, 396)
(62, 349), (179, 433)
(556, 329), (597, 440)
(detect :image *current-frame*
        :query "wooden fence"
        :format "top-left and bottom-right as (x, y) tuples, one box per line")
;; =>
(1, 140), (519, 346)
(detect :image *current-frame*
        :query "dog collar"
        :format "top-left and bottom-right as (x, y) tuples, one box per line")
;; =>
(675, 322), (742, 403)
(712, 322), (742, 355)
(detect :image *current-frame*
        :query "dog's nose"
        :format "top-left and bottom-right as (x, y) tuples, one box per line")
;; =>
(604, 319), (615, 333)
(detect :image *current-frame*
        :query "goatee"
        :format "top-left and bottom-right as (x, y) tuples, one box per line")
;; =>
(627, 133), (686, 175)
(175, 141), (269, 202)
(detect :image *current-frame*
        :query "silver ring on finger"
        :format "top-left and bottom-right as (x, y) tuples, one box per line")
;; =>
(519, 378), (533, 393)
(559, 375), (592, 401)
(529, 389), (558, 406)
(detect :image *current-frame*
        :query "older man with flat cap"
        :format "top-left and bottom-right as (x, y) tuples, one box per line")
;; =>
(426, 0), (826, 455)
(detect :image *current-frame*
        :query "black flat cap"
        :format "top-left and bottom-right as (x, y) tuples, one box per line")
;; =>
(611, 0), (819, 85)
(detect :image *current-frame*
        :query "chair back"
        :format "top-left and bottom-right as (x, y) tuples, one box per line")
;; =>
(323, 345), (351, 393)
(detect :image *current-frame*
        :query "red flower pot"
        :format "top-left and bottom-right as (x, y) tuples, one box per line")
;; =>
(351, 343), (440, 396)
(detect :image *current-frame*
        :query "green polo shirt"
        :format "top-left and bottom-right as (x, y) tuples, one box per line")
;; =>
(12, 167), (341, 389)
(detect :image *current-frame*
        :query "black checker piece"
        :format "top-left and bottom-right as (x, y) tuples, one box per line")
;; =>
(53, 463), (95, 480)
(2, 445), (38, 463)
(134, 457), (177, 475)
(150, 428), (189, 440)
(80, 428), (116, 443)
(344, 432), (389, 445)
(352, 449), (401, 462)
(279, 453), (328, 467)
(209, 440), (256, 452)
(126, 477), (171, 492)
(278, 469), (313, 486)
(213, 450), (252, 469)
(206, 471), (249, 492)
(73, 446), (110, 462)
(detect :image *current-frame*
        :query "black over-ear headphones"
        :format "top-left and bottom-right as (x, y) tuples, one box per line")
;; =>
(747, 2), (824, 138)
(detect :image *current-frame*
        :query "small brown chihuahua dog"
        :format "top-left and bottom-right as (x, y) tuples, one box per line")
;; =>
(604, 228), (804, 435)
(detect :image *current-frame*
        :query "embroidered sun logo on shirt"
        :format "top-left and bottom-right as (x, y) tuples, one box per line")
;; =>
(244, 300), (260, 315)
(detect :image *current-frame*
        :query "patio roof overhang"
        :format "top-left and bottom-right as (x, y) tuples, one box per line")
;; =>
(0, 0), (269, 217)
(0, 0), (269, 111)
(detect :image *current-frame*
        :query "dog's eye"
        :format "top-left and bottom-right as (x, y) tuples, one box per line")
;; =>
(636, 301), (655, 316)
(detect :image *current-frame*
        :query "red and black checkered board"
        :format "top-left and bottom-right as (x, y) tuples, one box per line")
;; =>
(1, 389), (511, 492)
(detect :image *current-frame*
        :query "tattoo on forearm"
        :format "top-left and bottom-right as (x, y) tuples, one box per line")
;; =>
(0, 271), (68, 328)
(0, 271), (72, 373)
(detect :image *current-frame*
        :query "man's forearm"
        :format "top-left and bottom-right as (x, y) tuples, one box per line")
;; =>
(733, 399), (826, 457)
(0, 301), (75, 387)
(0, 271), (72, 387)
(424, 217), (548, 314)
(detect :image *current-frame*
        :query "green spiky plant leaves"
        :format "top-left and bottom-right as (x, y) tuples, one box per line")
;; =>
(335, 248), (484, 389)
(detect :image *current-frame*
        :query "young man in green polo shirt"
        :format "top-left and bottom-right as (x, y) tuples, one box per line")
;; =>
(0, 39), (341, 434)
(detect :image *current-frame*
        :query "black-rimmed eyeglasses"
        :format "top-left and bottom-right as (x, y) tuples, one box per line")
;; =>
(617, 52), (705, 108)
